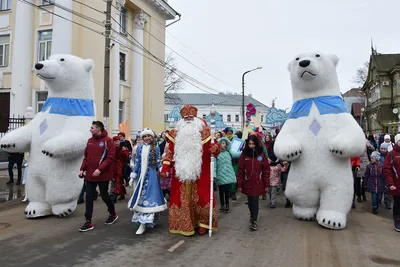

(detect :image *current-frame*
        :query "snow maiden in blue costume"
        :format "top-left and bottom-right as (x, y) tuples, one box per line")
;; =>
(128, 128), (167, 235)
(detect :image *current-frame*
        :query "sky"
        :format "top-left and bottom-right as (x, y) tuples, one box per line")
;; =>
(164, 0), (400, 110)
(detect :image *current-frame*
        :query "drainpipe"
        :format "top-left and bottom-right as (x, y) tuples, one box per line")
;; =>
(166, 13), (181, 27)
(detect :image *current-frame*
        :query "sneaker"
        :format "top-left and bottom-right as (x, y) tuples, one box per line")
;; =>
(245, 200), (248, 204)
(357, 197), (362, 203)
(79, 221), (94, 232)
(270, 203), (276, 209)
(105, 214), (118, 225)
(6, 180), (13, 185)
(250, 221), (258, 231)
(219, 205), (225, 211)
(394, 215), (400, 232)
(231, 193), (237, 201)
(224, 205), (231, 213)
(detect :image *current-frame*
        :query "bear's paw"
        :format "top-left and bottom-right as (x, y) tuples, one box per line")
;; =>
(316, 210), (346, 230)
(275, 138), (302, 161)
(329, 134), (354, 158)
(52, 201), (77, 218)
(42, 150), (55, 158)
(25, 202), (52, 219)
(293, 205), (317, 221)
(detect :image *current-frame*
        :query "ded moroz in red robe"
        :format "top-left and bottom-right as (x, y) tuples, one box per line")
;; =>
(161, 124), (220, 236)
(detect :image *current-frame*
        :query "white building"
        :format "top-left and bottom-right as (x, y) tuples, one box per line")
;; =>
(164, 93), (270, 130)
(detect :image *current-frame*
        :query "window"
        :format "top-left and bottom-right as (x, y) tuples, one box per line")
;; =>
(37, 91), (48, 113)
(38, 30), (52, 61)
(0, 0), (11, 11)
(235, 114), (239, 122)
(227, 115), (231, 122)
(119, 52), (126, 81)
(40, 0), (54, 5)
(119, 101), (125, 124)
(0, 35), (10, 67)
(260, 115), (264, 122)
(120, 7), (127, 34)
(202, 114), (206, 120)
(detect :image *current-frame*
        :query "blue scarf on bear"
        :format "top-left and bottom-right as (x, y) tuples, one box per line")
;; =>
(41, 97), (94, 116)
(288, 95), (349, 119)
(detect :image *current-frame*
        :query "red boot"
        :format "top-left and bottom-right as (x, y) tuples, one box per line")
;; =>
(198, 227), (207, 235)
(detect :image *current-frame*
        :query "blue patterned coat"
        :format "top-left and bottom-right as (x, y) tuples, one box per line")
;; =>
(128, 143), (167, 215)
(364, 163), (386, 193)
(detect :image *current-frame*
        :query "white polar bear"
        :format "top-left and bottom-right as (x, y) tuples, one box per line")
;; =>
(0, 54), (95, 218)
(274, 52), (365, 230)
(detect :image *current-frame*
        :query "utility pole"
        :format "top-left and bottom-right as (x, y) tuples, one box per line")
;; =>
(241, 67), (262, 129)
(103, 0), (112, 118)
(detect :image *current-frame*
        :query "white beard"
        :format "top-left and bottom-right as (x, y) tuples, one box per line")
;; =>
(174, 118), (204, 182)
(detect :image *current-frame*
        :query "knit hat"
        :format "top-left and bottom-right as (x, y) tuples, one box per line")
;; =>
(370, 151), (381, 160)
(380, 142), (390, 150)
(384, 134), (391, 141)
(140, 127), (154, 138)
(395, 134), (400, 143)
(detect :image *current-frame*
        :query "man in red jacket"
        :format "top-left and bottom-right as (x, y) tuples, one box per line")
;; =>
(78, 121), (117, 232)
(383, 134), (400, 232)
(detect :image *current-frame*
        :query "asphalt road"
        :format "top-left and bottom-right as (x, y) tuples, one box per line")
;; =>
(0, 193), (400, 267)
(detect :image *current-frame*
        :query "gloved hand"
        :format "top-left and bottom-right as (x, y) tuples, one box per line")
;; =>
(129, 172), (137, 187)
(356, 166), (360, 172)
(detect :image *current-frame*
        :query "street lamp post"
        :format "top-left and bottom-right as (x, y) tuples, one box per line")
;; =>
(393, 108), (400, 133)
(209, 101), (216, 237)
(242, 67), (262, 129)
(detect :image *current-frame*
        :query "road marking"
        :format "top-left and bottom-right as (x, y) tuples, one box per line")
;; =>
(168, 240), (185, 252)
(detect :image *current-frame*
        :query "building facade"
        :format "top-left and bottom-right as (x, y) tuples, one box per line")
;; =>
(0, 0), (178, 136)
(342, 88), (364, 128)
(164, 93), (270, 131)
(362, 52), (400, 135)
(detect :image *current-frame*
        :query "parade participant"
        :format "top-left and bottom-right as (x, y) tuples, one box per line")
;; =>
(380, 143), (393, 209)
(79, 121), (117, 232)
(128, 128), (167, 235)
(384, 134), (394, 152)
(118, 132), (132, 185)
(225, 127), (235, 141)
(215, 137), (236, 213)
(365, 151), (386, 214)
(383, 134), (400, 232)
(111, 136), (130, 202)
(350, 156), (361, 209)
(237, 135), (270, 231)
(7, 152), (24, 185)
(160, 105), (220, 236)
(268, 154), (288, 208)
(158, 130), (169, 156)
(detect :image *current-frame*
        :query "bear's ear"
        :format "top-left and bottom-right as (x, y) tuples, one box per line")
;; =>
(83, 59), (95, 72)
(328, 54), (339, 67)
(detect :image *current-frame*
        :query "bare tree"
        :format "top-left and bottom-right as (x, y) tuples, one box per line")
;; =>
(164, 53), (183, 104)
(352, 61), (369, 87)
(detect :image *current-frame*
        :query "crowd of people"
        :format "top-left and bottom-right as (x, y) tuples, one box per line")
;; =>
(10, 106), (400, 235)
(351, 133), (400, 232)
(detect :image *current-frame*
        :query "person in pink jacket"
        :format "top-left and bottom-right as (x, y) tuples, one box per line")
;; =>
(268, 154), (288, 208)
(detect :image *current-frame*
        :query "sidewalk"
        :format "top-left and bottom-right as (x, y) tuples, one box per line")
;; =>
(0, 168), (26, 205)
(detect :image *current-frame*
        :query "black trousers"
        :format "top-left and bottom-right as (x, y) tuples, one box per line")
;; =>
(247, 196), (259, 222)
(393, 196), (400, 216)
(352, 167), (362, 199)
(8, 158), (23, 182)
(218, 184), (230, 206)
(85, 181), (115, 222)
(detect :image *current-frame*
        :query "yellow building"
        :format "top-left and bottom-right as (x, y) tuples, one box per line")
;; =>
(0, 0), (179, 136)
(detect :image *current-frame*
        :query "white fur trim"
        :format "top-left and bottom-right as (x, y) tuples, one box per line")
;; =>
(132, 204), (167, 213)
(129, 144), (150, 210)
(174, 118), (203, 182)
(140, 128), (154, 138)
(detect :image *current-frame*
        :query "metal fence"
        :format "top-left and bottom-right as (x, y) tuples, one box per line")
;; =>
(0, 116), (25, 162)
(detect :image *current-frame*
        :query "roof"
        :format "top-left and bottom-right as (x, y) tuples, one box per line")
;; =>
(351, 103), (362, 117)
(147, 0), (179, 20)
(371, 54), (400, 72)
(165, 93), (269, 109)
(342, 88), (363, 97)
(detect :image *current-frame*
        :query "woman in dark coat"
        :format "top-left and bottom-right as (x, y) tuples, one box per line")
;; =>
(237, 135), (270, 231)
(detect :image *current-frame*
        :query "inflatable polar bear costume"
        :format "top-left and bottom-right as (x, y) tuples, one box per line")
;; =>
(0, 54), (95, 218)
(274, 52), (365, 230)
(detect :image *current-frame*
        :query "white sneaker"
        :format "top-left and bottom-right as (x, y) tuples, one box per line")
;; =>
(135, 224), (146, 235)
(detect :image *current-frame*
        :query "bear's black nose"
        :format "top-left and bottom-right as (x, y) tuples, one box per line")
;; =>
(299, 60), (310, 68)
(35, 63), (44, 70)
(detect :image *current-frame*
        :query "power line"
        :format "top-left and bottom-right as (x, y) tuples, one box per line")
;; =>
(72, 0), (105, 14)
(20, 0), (227, 98)
(110, 7), (240, 91)
(18, 0), (104, 35)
